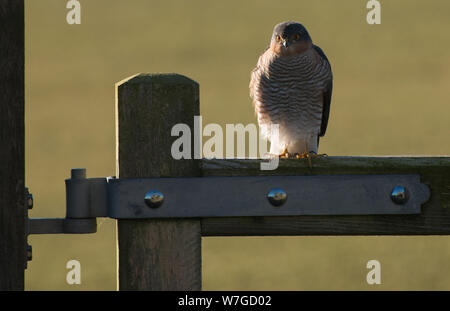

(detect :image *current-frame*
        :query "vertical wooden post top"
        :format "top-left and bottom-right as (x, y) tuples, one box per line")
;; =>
(116, 73), (202, 291)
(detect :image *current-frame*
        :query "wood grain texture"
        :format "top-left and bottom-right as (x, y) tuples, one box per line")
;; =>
(116, 74), (201, 290)
(200, 157), (450, 236)
(0, 1), (25, 290)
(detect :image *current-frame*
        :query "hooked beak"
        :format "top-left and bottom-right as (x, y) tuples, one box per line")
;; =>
(282, 40), (290, 48)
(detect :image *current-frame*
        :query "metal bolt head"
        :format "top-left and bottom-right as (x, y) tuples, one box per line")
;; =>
(144, 190), (164, 208)
(26, 192), (33, 210)
(267, 188), (287, 207)
(391, 186), (408, 204)
(27, 245), (32, 261)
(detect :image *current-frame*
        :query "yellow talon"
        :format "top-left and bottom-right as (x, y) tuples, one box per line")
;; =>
(296, 151), (327, 168)
(291, 142), (328, 168)
(280, 146), (327, 165)
(279, 148), (289, 158)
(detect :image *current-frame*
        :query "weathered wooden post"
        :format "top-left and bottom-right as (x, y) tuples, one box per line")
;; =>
(115, 74), (202, 290)
(0, 1), (25, 290)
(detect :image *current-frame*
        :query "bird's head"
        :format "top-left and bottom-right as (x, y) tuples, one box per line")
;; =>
(270, 21), (312, 56)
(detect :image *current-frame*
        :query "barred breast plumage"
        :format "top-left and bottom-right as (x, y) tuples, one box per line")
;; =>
(249, 21), (333, 156)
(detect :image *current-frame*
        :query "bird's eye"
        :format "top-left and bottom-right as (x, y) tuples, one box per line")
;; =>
(292, 34), (301, 40)
(275, 35), (281, 42)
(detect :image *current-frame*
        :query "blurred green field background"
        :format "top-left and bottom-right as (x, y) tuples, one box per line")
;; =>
(25, 0), (449, 290)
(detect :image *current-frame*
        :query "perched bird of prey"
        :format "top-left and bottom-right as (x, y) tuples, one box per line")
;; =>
(250, 21), (333, 159)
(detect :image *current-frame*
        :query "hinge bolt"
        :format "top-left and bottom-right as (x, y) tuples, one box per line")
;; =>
(267, 188), (287, 207)
(25, 187), (33, 209)
(26, 192), (33, 210)
(144, 190), (164, 208)
(27, 244), (32, 261)
(391, 186), (408, 204)
(71, 168), (87, 180)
